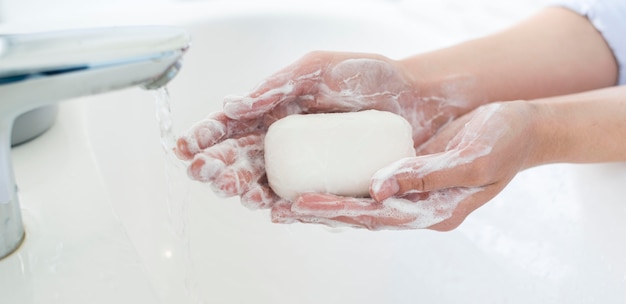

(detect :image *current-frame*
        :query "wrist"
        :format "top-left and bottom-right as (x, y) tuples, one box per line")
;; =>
(526, 86), (626, 164)
(397, 56), (486, 118)
(519, 100), (559, 169)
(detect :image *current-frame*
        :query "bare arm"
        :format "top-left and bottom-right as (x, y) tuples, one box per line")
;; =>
(402, 7), (618, 112)
(532, 85), (626, 165)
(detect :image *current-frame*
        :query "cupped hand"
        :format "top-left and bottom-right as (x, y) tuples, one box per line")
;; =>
(272, 101), (541, 230)
(175, 51), (467, 209)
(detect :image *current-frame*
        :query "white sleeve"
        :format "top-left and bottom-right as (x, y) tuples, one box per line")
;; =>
(552, 0), (626, 85)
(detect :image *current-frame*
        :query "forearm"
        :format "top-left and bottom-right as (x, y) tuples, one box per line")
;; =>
(530, 85), (626, 165)
(401, 7), (618, 112)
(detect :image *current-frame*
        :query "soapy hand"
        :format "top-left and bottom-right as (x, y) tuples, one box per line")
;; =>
(176, 51), (468, 209)
(273, 101), (539, 230)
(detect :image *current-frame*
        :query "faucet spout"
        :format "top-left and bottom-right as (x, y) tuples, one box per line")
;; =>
(0, 26), (190, 115)
(0, 26), (190, 259)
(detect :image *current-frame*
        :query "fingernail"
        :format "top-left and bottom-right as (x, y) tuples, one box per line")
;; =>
(174, 138), (192, 160)
(370, 177), (399, 202)
(223, 103), (244, 120)
(188, 154), (225, 182)
(271, 203), (297, 224)
(195, 121), (226, 148)
(241, 186), (275, 210)
(271, 216), (296, 224)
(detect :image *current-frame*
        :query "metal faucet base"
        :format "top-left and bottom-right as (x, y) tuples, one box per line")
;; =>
(11, 105), (58, 147)
(0, 26), (190, 259)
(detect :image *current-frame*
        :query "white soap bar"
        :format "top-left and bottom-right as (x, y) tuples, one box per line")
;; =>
(264, 110), (415, 201)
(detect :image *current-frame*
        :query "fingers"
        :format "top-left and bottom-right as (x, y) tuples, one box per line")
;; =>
(272, 193), (424, 230)
(271, 194), (404, 230)
(370, 104), (514, 202)
(223, 60), (322, 120)
(220, 51), (393, 121)
(370, 151), (489, 202)
(175, 112), (265, 161)
(271, 187), (485, 231)
(175, 112), (227, 160)
(240, 182), (279, 210)
(271, 200), (349, 227)
(187, 133), (265, 198)
(180, 57), (324, 159)
(188, 135), (280, 209)
(270, 194), (368, 226)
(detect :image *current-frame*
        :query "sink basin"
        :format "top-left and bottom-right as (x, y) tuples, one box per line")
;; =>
(1, 1), (625, 303)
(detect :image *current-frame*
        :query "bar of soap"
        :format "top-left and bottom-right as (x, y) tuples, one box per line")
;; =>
(264, 110), (415, 201)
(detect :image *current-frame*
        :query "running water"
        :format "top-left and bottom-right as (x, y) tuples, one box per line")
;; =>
(153, 87), (206, 304)
(154, 87), (177, 153)
(154, 87), (188, 235)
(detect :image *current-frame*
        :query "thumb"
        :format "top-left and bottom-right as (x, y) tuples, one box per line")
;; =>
(370, 151), (483, 202)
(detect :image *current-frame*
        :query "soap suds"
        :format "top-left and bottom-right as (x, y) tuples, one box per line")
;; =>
(223, 69), (322, 119)
(184, 58), (473, 161)
(273, 186), (482, 230)
(273, 103), (507, 230)
(188, 133), (265, 198)
(179, 57), (483, 222)
(371, 103), (505, 196)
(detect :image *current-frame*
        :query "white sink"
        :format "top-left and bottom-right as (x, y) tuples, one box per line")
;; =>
(1, 1), (625, 303)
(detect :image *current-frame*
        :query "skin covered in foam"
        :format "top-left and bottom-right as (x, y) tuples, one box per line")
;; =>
(177, 54), (471, 210)
(273, 104), (509, 230)
(272, 187), (482, 230)
(370, 103), (505, 195)
(264, 110), (416, 201)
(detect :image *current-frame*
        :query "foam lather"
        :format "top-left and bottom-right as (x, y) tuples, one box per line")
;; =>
(264, 110), (415, 201)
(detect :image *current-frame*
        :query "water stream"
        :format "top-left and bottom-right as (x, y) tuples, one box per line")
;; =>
(154, 87), (206, 304)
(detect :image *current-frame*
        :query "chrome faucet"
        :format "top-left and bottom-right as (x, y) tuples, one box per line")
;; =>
(0, 26), (190, 259)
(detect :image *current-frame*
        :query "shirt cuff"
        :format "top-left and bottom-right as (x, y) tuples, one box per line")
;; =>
(552, 0), (626, 85)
